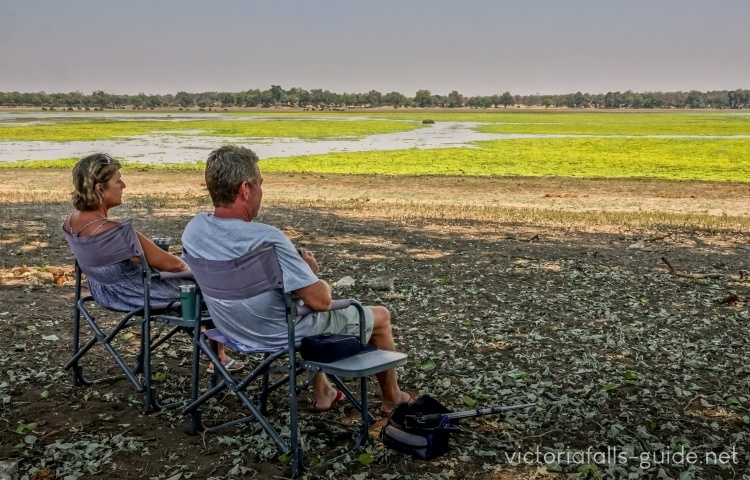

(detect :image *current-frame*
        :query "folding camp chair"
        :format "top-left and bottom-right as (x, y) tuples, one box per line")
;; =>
(181, 245), (408, 477)
(63, 220), (206, 413)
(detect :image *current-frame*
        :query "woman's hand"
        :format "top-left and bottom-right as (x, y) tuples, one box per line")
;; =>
(136, 232), (189, 272)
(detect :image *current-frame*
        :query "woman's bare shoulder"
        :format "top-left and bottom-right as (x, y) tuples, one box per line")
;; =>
(66, 210), (120, 236)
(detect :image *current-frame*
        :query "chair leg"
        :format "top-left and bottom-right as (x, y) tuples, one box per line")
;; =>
(68, 305), (145, 392)
(70, 268), (84, 387)
(291, 446), (304, 478)
(182, 335), (291, 452)
(329, 376), (376, 424)
(140, 325), (160, 415)
(143, 387), (158, 414)
(71, 365), (92, 387)
(327, 375), (375, 450)
(289, 350), (303, 478)
(259, 369), (270, 415)
(69, 304), (91, 386)
(141, 312), (154, 413)
(187, 318), (204, 435)
(355, 377), (369, 449)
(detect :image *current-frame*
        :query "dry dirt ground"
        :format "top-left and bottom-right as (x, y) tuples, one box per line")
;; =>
(1, 170), (749, 480)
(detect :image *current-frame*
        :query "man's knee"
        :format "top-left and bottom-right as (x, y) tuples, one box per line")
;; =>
(371, 306), (390, 328)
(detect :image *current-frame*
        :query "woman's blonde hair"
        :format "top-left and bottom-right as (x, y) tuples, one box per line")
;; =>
(71, 153), (122, 211)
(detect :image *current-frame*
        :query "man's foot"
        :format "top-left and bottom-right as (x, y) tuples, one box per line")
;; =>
(313, 389), (344, 412)
(380, 392), (416, 417)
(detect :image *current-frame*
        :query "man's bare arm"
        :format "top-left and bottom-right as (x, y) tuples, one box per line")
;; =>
(294, 279), (331, 311)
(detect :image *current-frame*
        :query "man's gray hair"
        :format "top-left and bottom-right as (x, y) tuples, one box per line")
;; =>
(205, 145), (260, 207)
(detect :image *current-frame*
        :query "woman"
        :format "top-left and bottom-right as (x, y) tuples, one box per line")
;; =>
(64, 153), (243, 373)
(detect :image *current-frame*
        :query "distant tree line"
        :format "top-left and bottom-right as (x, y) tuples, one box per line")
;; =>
(0, 86), (748, 110)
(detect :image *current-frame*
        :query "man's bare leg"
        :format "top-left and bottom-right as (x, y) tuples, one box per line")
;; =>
(368, 306), (413, 414)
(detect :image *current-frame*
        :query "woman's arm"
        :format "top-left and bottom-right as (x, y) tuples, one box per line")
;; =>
(136, 231), (189, 272)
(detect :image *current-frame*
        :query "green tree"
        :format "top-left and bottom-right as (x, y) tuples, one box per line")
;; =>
(363, 90), (381, 107)
(219, 92), (236, 107)
(91, 90), (109, 108)
(383, 91), (407, 107)
(415, 89), (432, 107)
(500, 91), (514, 108)
(270, 85), (283, 105)
(175, 91), (194, 107)
(685, 90), (705, 108)
(604, 92), (621, 108)
(641, 92), (663, 108)
(342, 92), (357, 106)
(447, 90), (464, 108)
(146, 95), (162, 108)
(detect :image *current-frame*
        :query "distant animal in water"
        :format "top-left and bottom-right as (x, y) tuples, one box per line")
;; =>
(422, 119), (435, 124)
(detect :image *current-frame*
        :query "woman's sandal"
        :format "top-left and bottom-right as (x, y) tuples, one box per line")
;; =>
(206, 356), (245, 374)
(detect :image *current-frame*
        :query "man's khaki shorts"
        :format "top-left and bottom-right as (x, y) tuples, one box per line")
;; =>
(319, 305), (374, 343)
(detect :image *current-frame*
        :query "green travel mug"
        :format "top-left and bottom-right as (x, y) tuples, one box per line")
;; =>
(179, 284), (197, 321)
(153, 237), (170, 251)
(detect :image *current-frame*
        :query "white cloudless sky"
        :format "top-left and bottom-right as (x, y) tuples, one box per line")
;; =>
(1, 0), (748, 97)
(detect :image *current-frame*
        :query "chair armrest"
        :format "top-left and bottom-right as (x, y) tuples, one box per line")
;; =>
(296, 299), (352, 317)
(153, 270), (194, 280)
(294, 298), (368, 345)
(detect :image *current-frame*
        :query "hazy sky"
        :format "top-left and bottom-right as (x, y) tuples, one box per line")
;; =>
(1, 0), (748, 97)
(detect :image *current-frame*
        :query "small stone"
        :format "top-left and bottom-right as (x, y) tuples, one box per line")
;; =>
(0, 459), (20, 480)
(31, 272), (55, 286)
(363, 277), (395, 291)
(628, 239), (644, 249)
(333, 276), (356, 288)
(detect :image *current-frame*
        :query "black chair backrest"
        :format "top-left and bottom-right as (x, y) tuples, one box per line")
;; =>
(182, 245), (284, 301)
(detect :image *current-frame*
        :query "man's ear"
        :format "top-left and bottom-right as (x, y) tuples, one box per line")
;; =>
(238, 181), (250, 199)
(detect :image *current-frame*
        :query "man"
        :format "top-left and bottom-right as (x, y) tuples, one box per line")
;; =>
(182, 145), (412, 414)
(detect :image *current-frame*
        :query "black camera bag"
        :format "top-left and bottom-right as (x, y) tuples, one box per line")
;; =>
(381, 395), (458, 459)
(300, 333), (373, 363)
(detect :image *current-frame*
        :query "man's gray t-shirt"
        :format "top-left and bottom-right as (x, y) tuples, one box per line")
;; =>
(182, 212), (323, 350)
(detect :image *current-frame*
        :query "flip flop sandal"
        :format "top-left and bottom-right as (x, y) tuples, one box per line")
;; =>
(206, 357), (245, 374)
(380, 394), (417, 417)
(312, 389), (345, 413)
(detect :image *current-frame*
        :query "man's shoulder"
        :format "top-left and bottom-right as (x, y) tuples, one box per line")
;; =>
(228, 219), (285, 237)
(184, 211), (209, 227)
